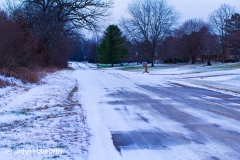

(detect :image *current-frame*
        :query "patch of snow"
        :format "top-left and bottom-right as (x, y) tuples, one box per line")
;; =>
(182, 108), (240, 132)
(0, 70), (90, 159)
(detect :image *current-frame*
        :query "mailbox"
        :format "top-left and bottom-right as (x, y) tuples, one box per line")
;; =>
(142, 62), (148, 66)
(142, 62), (149, 73)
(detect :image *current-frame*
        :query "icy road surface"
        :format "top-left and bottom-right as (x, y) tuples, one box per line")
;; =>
(73, 63), (240, 160)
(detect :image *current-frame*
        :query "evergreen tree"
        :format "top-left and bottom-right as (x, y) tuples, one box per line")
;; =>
(97, 25), (128, 67)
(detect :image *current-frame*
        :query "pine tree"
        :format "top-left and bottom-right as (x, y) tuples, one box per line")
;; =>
(97, 25), (128, 67)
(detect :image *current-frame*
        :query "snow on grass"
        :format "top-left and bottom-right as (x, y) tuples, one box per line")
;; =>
(195, 75), (239, 81)
(0, 70), (90, 159)
(136, 63), (240, 95)
(106, 62), (240, 95)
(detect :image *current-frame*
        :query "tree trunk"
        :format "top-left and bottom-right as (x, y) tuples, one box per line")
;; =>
(207, 59), (212, 65)
(173, 58), (176, 64)
(151, 53), (154, 67)
(222, 43), (225, 63)
(234, 55), (238, 62)
(192, 56), (195, 64)
(207, 54), (211, 65)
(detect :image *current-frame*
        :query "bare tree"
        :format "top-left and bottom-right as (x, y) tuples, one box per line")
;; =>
(175, 19), (207, 37)
(209, 4), (235, 63)
(121, 0), (180, 66)
(159, 36), (180, 62)
(0, 10), (40, 69)
(199, 27), (218, 65)
(10, 0), (113, 32)
(177, 31), (202, 64)
(5, 0), (113, 68)
(175, 19), (210, 64)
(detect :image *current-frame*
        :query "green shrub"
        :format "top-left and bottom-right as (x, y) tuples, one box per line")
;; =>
(163, 58), (173, 63)
(225, 59), (235, 63)
(164, 58), (188, 63)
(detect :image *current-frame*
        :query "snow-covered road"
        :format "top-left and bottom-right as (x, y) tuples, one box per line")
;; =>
(72, 63), (240, 160)
(1, 62), (240, 160)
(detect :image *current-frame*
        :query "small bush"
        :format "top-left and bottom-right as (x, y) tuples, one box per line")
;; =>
(225, 59), (235, 63)
(163, 58), (173, 63)
(163, 58), (189, 63)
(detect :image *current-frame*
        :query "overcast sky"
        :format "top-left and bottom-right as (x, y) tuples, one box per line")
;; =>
(0, 0), (239, 37)
(112, 0), (240, 24)
(1, 0), (238, 23)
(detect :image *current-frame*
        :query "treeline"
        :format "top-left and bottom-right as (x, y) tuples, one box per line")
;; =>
(0, 0), (112, 82)
(159, 12), (240, 64)
(75, 1), (240, 66)
(160, 19), (218, 64)
(5, 0), (237, 70)
(122, 2), (240, 65)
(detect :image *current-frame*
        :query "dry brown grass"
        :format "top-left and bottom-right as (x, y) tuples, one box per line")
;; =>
(0, 67), (54, 83)
(0, 68), (40, 83)
(44, 67), (60, 73)
(0, 66), (61, 83)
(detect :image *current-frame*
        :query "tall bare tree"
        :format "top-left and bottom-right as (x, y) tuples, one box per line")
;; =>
(209, 4), (235, 63)
(121, 0), (179, 66)
(199, 27), (218, 65)
(6, 0), (113, 67)
(175, 19), (210, 64)
(175, 19), (207, 64)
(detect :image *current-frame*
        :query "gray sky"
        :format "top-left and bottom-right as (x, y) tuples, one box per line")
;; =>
(112, 0), (240, 24)
(1, 0), (239, 37)
(1, 0), (239, 24)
